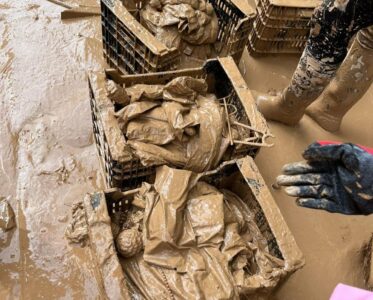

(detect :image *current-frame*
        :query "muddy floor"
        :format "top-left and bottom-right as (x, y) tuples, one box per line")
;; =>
(240, 51), (373, 299)
(0, 0), (372, 299)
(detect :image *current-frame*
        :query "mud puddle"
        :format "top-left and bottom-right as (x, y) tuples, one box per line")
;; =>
(239, 49), (373, 299)
(0, 0), (105, 298)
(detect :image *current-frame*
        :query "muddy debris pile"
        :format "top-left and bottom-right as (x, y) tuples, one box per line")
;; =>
(106, 76), (250, 172)
(116, 166), (285, 298)
(141, 0), (219, 61)
(66, 160), (298, 299)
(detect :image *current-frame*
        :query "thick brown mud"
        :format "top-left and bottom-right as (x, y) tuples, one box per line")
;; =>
(0, 0), (105, 298)
(0, 0), (372, 299)
(239, 49), (373, 299)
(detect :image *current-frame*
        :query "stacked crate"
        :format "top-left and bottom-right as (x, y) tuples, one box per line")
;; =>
(248, 0), (321, 55)
(100, 0), (252, 74)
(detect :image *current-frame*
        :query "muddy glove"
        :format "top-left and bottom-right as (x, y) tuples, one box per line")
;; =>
(276, 142), (373, 215)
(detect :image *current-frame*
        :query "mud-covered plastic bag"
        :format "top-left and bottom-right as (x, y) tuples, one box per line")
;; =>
(113, 76), (227, 172)
(126, 84), (165, 103)
(120, 166), (286, 299)
(163, 76), (208, 104)
(126, 107), (176, 145)
(141, 0), (219, 61)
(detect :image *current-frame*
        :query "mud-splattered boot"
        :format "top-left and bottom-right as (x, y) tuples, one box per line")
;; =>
(257, 49), (339, 126)
(306, 28), (373, 132)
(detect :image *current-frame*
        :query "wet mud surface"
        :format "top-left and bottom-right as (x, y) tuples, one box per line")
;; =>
(240, 49), (373, 299)
(0, 0), (372, 299)
(0, 0), (105, 298)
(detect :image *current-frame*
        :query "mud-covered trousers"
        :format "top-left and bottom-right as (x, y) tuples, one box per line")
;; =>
(288, 0), (373, 100)
(308, 0), (373, 64)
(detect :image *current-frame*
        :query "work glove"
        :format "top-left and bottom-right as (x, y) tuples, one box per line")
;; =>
(276, 142), (373, 215)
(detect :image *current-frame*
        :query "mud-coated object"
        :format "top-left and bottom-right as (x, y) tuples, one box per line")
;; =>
(0, 197), (15, 231)
(89, 58), (270, 190)
(83, 157), (304, 299)
(277, 142), (373, 215)
(306, 26), (373, 132)
(247, 0), (320, 55)
(100, 0), (251, 74)
(116, 227), (143, 258)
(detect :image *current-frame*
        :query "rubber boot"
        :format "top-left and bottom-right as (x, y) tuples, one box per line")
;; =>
(257, 49), (339, 126)
(306, 28), (373, 132)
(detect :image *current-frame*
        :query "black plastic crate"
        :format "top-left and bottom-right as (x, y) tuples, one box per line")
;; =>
(100, 0), (251, 74)
(89, 58), (271, 190)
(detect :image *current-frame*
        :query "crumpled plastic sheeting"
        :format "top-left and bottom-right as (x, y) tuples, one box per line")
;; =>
(0, 197), (16, 231)
(113, 76), (228, 172)
(141, 0), (219, 59)
(185, 94), (226, 171)
(120, 166), (286, 299)
(129, 96), (224, 172)
(126, 84), (164, 103)
(126, 107), (175, 145)
(163, 76), (207, 104)
(115, 101), (160, 131)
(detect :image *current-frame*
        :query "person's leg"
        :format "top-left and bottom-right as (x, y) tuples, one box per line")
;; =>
(306, 26), (373, 132)
(258, 0), (373, 126)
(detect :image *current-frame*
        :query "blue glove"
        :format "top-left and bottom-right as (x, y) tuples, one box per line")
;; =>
(277, 142), (373, 215)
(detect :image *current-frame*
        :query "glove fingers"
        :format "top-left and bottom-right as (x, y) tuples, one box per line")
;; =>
(276, 174), (328, 186)
(303, 142), (347, 162)
(284, 185), (333, 199)
(296, 198), (341, 213)
(282, 161), (329, 175)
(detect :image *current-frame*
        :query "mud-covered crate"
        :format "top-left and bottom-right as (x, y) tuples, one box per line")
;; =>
(254, 5), (310, 41)
(247, 0), (320, 54)
(258, 0), (320, 27)
(88, 57), (270, 190)
(100, 0), (252, 74)
(82, 157), (305, 299)
(101, 0), (179, 74)
(248, 29), (306, 54)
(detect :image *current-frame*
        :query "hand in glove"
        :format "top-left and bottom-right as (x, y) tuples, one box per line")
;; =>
(276, 142), (373, 215)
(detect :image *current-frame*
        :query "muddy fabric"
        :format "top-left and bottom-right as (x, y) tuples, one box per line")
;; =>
(126, 84), (164, 103)
(308, 0), (373, 65)
(126, 107), (176, 145)
(184, 94), (225, 171)
(141, 0), (218, 60)
(116, 77), (227, 172)
(283, 1), (373, 111)
(277, 142), (373, 215)
(115, 101), (160, 131)
(128, 139), (187, 167)
(119, 166), (286, 299)
(163, 76), (208, 104)
(0, 198), (16, 231)
(357, 26), (373, 50)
